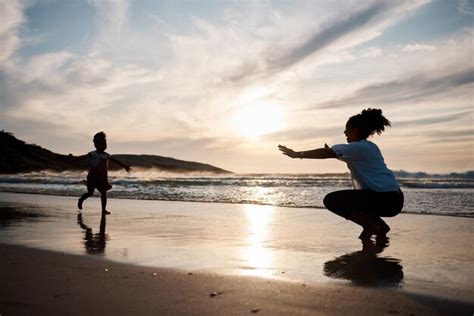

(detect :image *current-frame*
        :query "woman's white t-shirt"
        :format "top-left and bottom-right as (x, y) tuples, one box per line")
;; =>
(331, 140), (399, 192)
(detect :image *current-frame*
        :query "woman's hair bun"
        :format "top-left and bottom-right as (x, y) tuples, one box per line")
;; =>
(348, 108), (391, 138)
(361, 108), (382, 117)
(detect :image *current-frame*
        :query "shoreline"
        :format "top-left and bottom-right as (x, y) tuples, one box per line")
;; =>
(0, 189), (472, 219)
(1, 243), (473, 315)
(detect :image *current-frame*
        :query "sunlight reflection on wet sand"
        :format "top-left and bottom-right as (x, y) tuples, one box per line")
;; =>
(240, 204), (275, 277)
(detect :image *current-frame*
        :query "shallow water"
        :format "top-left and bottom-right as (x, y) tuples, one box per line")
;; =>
(0, 171), (473, 217)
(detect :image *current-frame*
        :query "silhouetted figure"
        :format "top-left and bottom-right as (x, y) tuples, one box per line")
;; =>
(324, 239), (404, 287)
(279, 108), (403, 240)
(74, 132), (132, 214)
(77, 212), (108, 255)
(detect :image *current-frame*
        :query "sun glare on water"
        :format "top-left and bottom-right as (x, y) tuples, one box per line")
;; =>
(232, 102), (284, 139)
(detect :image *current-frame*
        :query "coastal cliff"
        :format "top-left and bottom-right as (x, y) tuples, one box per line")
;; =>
(0, 131), (231, 174)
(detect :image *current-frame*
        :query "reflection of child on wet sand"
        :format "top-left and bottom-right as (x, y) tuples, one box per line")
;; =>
(77, 212), (108, 255)
(74, 132), (132, 215)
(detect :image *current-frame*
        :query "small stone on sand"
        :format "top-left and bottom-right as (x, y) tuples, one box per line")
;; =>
(209, 291), (221, 298)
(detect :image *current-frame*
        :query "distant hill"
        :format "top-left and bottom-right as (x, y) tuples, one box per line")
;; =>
(0, 131), (231, 174)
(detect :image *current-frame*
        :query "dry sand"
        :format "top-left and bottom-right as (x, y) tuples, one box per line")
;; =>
(1, 243), (473, 316)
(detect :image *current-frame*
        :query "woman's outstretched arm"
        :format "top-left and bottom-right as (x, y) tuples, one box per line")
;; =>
(278, 144), (337, 159)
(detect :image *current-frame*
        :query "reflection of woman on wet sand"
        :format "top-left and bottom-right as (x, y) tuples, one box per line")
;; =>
(77, 213), (108, 255)
(324, 239), (404, 287)
(279, 108), (403, 241)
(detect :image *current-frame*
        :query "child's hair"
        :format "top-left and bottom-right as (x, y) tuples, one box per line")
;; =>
(347, 108), (391, 139)
(93, 131), (106, 145)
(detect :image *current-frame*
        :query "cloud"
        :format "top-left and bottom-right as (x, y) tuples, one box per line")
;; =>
(88, 0), (130, 51)
(264, 126), (342, 142)
(399, 126), (474, 144)
(0, 50), (163, 139)
(314, 68), (474, 109)
(361, 46), (383, 58)
(421, 129), (473, 150)
(394, 110), (473, 127)
(227, 0), (427, 82)
(88, 0), (130, 60)
(427, 129), (473, 139)
(267, 2), (390, 71)
(114, 136), (227, 153)
(458, 0), (474, 16)
(402, 43), (436, 52)
(0, 0), (26, 64)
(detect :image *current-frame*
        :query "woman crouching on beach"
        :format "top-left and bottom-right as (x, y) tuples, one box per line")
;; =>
(278, 108), (403, 241)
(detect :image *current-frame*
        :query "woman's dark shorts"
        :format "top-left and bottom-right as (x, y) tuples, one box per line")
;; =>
(323, 189), (404, 219)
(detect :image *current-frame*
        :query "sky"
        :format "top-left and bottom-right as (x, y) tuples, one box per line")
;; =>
(0, 0), (473, 174)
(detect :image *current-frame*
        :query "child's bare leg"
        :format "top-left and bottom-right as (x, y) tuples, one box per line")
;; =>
(78, 190), (93, 210)
(100, 190), (110, 214)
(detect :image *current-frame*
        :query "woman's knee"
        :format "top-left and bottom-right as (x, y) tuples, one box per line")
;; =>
(323, 191), (353, 219)
(381, 207), (402, 218)
(323, 192), (338, 211)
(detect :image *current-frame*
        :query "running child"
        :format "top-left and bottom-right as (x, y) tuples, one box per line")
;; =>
(75, 132), (132, 214)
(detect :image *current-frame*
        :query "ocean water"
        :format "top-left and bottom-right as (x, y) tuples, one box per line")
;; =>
(0, 171), (472, 218)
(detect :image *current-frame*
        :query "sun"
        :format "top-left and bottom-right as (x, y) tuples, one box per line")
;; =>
(232, 102), (284, 139)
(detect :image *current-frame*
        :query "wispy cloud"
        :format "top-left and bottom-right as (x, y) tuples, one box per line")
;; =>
(394, 110), (473, 127)
(266, 1), (390, 72)
(264, 126), (342, 142)
(361, 46), (383, 58)
(402, 43), (436, 52)
(314, 68), (474, 109)
(458, 0), (474, 16)
(427, 129), (473, 139)
(227, 0), (428, 82)
(89, 0), (130, 48)
(0, 0), (26, 64)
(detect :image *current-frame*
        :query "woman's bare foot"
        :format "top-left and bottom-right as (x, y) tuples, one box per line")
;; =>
(358, 228), (373, 240)
(376, 222), (390, 240)
(78, 198), (84, 210)
(358, 224), (379, 240)
(350, 211), (380, 240)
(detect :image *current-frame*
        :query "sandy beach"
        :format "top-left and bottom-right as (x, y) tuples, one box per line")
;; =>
(1, 243), (473, 316)
(1, 192), (473, 315)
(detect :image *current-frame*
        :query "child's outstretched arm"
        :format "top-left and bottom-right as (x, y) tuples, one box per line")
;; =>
(278, 144), (337, 159)
(71, 153), (90, 162)
(110, 156), (132, 173)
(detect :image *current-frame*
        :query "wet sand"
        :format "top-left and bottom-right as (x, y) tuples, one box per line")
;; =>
(1, 243), (473, 315)
(0, 192), (473, 314)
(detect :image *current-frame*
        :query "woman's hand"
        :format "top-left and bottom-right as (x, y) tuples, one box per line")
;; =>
(278, 145), (299, 158)
(125, 166), (133, 173)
